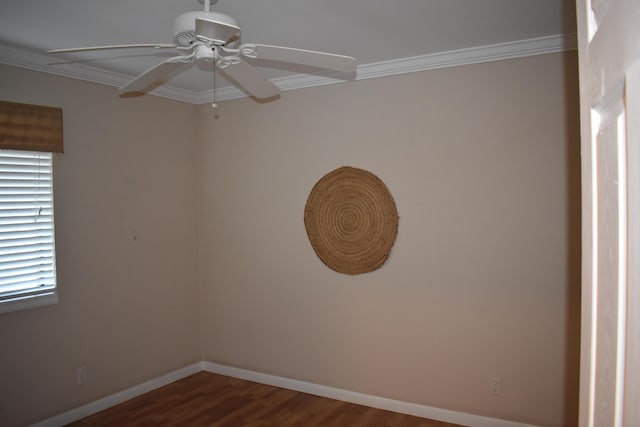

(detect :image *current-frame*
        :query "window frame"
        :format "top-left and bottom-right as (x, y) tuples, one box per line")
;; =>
(0, 100), (62, 314)
(0, 150), (58, 314)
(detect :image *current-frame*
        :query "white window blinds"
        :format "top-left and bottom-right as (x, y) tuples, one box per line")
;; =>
(0, 150), (57, 308)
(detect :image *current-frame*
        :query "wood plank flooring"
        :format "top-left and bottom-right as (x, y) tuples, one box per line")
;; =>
(66, 371), (465, 426)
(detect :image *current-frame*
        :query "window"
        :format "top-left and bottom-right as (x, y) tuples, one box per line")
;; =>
(0, 100), (63, 313)
(0, 150), (57, 313)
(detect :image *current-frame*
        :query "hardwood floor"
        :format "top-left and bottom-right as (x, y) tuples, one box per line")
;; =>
(66, 371), (465, 426)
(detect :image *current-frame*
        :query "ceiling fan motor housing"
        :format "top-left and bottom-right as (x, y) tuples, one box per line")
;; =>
(174, 11), (241, 47)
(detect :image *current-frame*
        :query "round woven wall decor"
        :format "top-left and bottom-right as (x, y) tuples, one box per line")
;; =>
(304, 166), (399, 275)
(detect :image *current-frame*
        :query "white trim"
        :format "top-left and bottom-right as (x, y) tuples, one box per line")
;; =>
(355, 33), (576, 80)
(614, 112), (628, 427)
(31, 361), (541, 427)
(1, 34), (576, 105)
(0, 291), (57, 314)
(203, 362), (541, 427)
(0, 45), (199, 104)
(194, 34), (577, 103)
(30, 363), (204, 427)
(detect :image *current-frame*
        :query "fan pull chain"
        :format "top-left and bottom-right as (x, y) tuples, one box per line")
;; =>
(212, 48), (218, 109)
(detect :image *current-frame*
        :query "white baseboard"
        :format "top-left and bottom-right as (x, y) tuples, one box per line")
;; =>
(32, 361), (540, 427)
(203, 362), (540, 427)
(30, 362), (204, 427)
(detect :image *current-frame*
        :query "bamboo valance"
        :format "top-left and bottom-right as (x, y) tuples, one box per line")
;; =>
(0, 101), (63, 153)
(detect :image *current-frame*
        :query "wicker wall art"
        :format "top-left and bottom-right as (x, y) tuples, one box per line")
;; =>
(304, 166), (399, 275)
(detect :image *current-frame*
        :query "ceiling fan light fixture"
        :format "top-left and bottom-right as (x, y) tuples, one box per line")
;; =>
(194, 44), (215, 61)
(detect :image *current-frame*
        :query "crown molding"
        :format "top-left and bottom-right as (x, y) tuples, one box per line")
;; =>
(355, 33), (577, 81)
(190, 34), (577, 104)
(0, 34), (576, 105)
(0, 44), (198, 103)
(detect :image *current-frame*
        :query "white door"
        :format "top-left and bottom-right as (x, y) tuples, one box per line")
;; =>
(577, 0), (640, 426)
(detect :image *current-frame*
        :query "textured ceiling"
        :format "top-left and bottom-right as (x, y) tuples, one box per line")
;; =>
(0, 0), (576, 102)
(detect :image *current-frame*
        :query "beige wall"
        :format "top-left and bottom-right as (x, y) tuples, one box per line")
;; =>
(0, 51), (580, 427)
(196, 52), (581, 427)
(0, 65), (201, 426)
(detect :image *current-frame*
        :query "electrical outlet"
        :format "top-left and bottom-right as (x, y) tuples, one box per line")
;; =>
(76, 366), (88, 385)
(489, 376), (502, 395)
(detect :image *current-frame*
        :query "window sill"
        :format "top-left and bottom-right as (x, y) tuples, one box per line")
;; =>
(0, 292), (58, 315)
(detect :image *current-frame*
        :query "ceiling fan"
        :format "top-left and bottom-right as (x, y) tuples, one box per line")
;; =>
(48, 0), (357, 100)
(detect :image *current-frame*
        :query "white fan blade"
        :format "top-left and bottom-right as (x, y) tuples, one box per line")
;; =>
(245, 44), (357, 73)
(119, 57), (191, 94)
(48, 44), (177, 54)
(218, 57), (280, 99)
